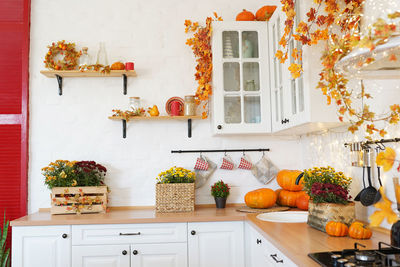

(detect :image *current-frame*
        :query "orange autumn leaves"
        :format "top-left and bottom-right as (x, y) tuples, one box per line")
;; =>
(376, 147), (397, 172)
(185, 13), (222, 119)
(277, 0), (400, 139)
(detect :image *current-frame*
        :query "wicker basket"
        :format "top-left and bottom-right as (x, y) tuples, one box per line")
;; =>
(51, 186), (108, 215)
(308, 201), (355, 232)
(156, 183), (195, 213)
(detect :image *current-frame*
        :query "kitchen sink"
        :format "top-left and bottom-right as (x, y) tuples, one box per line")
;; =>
(256, 211), (308, 223)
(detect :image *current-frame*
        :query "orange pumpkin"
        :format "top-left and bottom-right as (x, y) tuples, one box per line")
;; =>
(277, 190), (303, 207)
(296, 193), (310, 210)
(348, 222), (372, 239)
(111, 62), (125, 70)
(236, 9), (255, 21)
(326, 221), (349, 237)
(245, 188), (277, 209)
(255, 6), (277, 21)
(276, 170), (303, 191)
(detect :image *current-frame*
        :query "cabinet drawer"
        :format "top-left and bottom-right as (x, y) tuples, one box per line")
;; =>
(72, 223), (187, 245)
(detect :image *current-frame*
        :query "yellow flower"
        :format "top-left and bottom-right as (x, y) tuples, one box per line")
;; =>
(376, 147), (396, 172)
(71, 180), (77, 186)
(60, 171), (67, 179)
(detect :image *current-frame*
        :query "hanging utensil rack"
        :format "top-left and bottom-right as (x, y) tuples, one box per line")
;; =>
(171, 148), (270, 154)
(344, 138), (400, 149)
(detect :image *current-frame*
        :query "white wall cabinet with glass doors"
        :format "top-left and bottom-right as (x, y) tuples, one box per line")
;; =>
(268, 2), (343, 135)
(211, 21), (271, 134)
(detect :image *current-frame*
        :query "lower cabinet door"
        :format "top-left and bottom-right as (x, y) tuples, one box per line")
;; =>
(188, 221), (244, 267)
(72, 244), (130, 267)
(130, 243), (187, 267)
(12, 225), (71, 267)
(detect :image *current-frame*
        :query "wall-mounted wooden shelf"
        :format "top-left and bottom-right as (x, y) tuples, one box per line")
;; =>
(40, 70), (137, 95)
(108, 115), (203, 138)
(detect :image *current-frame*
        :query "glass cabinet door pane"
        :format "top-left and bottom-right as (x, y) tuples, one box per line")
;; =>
(242, 31), (259, 58)
(223, 62), (240, 92)
(224, 96), (241, 123)
(244, 96), (261, 123)
(223, 31), (239, 58)
(243, 62), (260, 91)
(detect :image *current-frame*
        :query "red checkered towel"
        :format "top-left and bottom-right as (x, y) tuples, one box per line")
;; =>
(238, 157), (253, 170)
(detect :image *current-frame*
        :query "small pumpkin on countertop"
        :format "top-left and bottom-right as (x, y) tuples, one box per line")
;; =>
(296, 193), (310, 210)
(348, 222), (372, 239)
(276, 189), (305, 207)
(245, 188), (277, 209)
(255, 6), (277, 21)
(236, 9), (255, 21)
(326, 221), (349, 237)
(277, 170), (304, 191)
(111, 61), (125, 70)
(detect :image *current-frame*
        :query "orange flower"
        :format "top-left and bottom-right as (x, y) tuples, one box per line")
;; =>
(376, 147), (396, 172)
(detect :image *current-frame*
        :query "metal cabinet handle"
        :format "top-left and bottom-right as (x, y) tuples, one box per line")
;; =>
(270, 254), (284, 263)
(122, 250), (127, 255)
(119, 232), (141, 236)
(62, 233), (68, 239)
(217, 125), (222, 130)
(191, 230), (196, 235)
(256, 239), (262, 244)
(132, 250), (138, 255)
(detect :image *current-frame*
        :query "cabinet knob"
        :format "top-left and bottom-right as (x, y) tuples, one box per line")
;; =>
(217, 125), (222, 130)
(270, 254), (284, 263)
(191, 230), (196, 235)
(256, 239), (262, 244)
(62, 233), (68, 239)
(132, 250), (138, 255)
(281, 119), (285, 124)
(122, 250), (127, 255)
(285, 118), (289, 123)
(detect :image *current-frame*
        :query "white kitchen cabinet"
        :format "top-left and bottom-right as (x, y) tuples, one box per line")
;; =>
(72, 244), (130, 267)
(130, 243), (187, 267)
(211, 21), (271, 134)
(268, 2), (343, 135)
(188, 221), (244, 267)
(12, 225), (71, 267)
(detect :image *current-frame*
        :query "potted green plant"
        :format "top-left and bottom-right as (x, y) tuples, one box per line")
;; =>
(42, 160), (108, 214)
(211, 180), (230, 209)
(156, 167), (196, 212)
(1, 214), (10, 267)
(301, 166), (354, 232)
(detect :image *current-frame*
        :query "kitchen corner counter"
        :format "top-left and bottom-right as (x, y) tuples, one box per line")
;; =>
(10, 206), (246, 226)
(246, 213), (391, 266)
(11, 206), (391, 266)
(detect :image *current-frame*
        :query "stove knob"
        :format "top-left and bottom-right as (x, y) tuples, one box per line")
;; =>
(344, 263), (355, 267)
(337, 258), (348, 266)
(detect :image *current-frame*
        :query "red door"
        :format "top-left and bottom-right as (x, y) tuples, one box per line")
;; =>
(0, 0), (30, 231)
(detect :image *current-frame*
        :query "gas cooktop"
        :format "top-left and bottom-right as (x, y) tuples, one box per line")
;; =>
(309, 242), (400, 267)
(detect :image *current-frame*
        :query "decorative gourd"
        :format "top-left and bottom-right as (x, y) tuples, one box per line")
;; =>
(348, 222), (372, 239)
(276, 170), (303, 191)
(236, 9), (255, 21)
(296, 192), (310, 210)
(111, 62), (125, 70)
(244, 188), (277, 209)
(325, 221), (349, 237)
(255, 6), (277, 21)
(277, 190), (303, 207)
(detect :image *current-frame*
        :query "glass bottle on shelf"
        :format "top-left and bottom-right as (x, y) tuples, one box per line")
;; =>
(79, 47), (91, 67)
(184, 95), (196, 116)
(129, 97), (141, 111)
(96, 42), (108, 66)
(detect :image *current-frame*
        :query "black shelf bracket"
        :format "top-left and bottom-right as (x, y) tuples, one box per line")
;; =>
(55, 75), (63, 95)
(122, 119), (127, 138)
(188, 119), (192, 138)
(123, 74), (127, 95)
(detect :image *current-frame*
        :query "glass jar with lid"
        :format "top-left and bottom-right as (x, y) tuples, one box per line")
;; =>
(184, 95), (196, 116)
(129, 97), (141, 111)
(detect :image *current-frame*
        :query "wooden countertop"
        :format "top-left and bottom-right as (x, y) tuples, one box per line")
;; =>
(11, 206), (391, 266)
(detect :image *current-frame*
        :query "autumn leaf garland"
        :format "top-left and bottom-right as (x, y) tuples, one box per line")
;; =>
(278, 0), (400, 139)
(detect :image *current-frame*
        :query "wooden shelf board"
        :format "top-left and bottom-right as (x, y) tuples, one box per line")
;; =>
(40, 70), (137, 78)
(108, 115), (203, 121)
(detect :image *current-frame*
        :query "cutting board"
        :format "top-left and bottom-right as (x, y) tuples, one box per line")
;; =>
(236, 206), (290, 213)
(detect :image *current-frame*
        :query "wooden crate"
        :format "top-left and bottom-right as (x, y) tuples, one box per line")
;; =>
(307, 201), (355, 232)
(51, 186), (108, 215)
